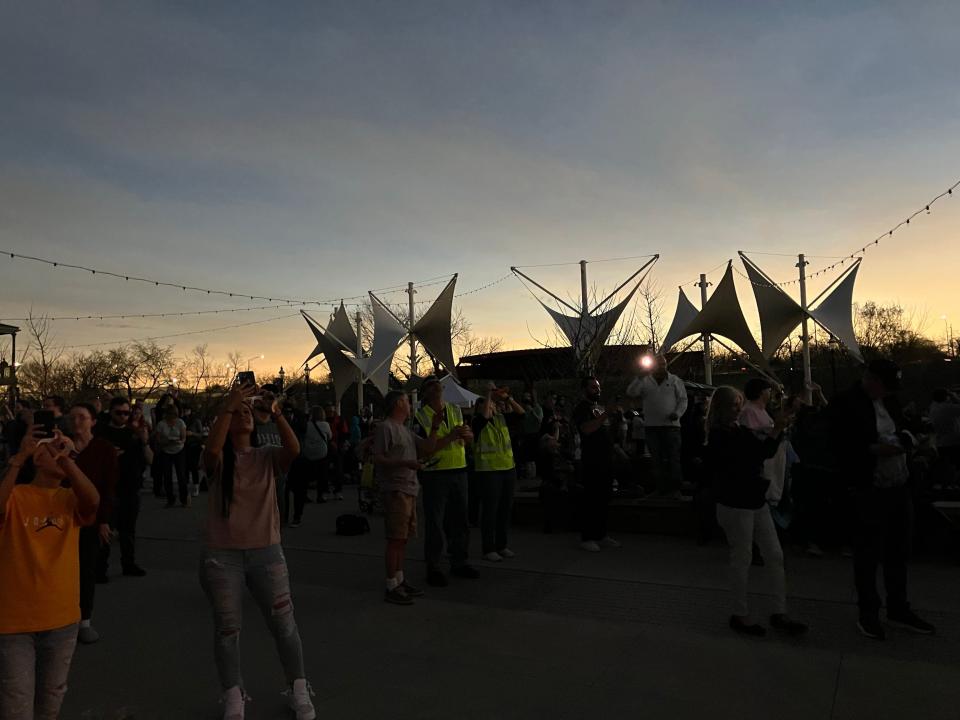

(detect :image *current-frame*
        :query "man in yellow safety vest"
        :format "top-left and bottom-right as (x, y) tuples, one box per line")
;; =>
(414, 378), (477, 587)
(472, 384), (524, 562)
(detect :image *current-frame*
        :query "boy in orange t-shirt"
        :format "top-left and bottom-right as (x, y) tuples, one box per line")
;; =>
(0, 427), (99, 719)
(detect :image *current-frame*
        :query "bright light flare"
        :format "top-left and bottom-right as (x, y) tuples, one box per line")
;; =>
(639, 354), (655, 370)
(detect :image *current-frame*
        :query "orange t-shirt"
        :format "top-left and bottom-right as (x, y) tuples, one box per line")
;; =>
(0, 484), (92, 634)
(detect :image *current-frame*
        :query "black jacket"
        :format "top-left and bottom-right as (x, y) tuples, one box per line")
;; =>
(705, 425), (783, 509)
(830, 383), (903, 490)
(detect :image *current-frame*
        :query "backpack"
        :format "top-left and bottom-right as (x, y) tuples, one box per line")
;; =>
(335, 514), (371, 536)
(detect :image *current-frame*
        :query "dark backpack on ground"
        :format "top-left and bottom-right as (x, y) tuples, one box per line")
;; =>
(336, 514), (370, 536)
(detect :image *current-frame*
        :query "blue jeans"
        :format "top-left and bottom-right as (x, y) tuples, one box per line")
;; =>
(0, 623), (78, 720)
(198, 545), (305, 691)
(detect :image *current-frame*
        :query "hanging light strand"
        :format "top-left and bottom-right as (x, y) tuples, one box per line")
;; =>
(734, 177), (959, 290)
(0, 248), (455, 306)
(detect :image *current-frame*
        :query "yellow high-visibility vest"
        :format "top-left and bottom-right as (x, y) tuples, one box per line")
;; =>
(415, 402), (466, 471)
(474, 413), (515, 472)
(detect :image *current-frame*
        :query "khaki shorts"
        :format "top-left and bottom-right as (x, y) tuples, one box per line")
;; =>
(384, 491), (418, 540)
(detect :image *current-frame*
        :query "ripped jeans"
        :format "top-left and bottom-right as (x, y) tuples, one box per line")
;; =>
(0, 623), (78, 720)
(198, 544), (305, 691)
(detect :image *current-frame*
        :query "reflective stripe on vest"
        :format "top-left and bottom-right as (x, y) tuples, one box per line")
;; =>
(415, 403), (466, 471)
(474, 413), (515, 472)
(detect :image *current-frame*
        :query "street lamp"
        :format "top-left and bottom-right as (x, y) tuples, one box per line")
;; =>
(304, 366), (311, 404)
(246, 354), (264, 370)
(278, 366), (285, 391)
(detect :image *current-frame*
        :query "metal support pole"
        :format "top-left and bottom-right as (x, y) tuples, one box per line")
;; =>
(579, 260), (590, 374)
(408, 282), (418, 413)
(10, 331), (17, 405)
(697, 273), (713, 385)
(356, 309), (364, 418)
(579, 260), (589, 316)
(797, 254), (813, 403)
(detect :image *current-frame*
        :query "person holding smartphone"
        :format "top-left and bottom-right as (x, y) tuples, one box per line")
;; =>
(472, 384), (524, 562)
(199, 381), (315, 720)
(705, 386), (807, 637)
(0, 426), (100, 718)
(832, 359), (936, 640)
(414, 378), (477, 587)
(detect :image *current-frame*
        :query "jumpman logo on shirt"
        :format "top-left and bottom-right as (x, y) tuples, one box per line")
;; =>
(36, 516), (65, 533)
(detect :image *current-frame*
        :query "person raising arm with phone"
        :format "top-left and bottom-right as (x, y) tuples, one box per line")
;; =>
(198, 381), (316, 720)
(0, 427), (99, 719)
(414, 378), (477, 588)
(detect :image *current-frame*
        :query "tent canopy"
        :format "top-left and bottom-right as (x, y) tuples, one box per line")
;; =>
(439, 374), (481, 407)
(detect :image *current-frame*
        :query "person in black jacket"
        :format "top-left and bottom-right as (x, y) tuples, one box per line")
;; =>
(705, 386), (807, 637)
(832, 359), (935, 640)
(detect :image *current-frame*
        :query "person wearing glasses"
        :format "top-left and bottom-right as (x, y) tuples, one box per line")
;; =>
(97, 397), (152, 578)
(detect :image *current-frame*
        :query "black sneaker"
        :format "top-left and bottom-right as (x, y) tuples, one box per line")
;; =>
(384, 587), (414, 605)
(401, 581), (424, 598)
(426, 568), (448, 587)
(857, 615), (886, 640)
(770, 614), (808, 636)
(729, 616), (766, 637)
(451, 565), (480, 579)
(122, 564), (147, 577)
(887, 608), (936, 635)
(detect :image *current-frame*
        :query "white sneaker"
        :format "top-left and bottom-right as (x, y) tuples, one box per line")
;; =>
(222, 686), (247, 720)
(335, 493), (344, 501)
(483, 551), (503, 562)
(498, 548), (515, 559)
(599, 536), (622, 548)
(283, 679), (316, 720)
(580, 541), (601, 553)
(192, 484), (200, 497)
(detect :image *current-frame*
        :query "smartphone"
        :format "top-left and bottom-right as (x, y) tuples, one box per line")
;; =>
(34, 410), (56, 439)
(237, 371), (256, 386)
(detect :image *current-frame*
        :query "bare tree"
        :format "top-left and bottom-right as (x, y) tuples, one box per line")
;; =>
(107, 347), (142, 399)
(854, 301), (939, 361)
(133, 341), (175, 400)
(66, 350), (115, 397)
(180, 344), (213, 394)
(637, 276), (665, 351)
(19, 311), (64, 398)
(226, 350), (244, 380)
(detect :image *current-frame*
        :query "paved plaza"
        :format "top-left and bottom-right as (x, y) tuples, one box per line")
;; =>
(63, 492), (960, 720)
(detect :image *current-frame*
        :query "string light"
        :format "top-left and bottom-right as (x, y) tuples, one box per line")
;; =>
(1, 302), (306, 323)
(0, 248), (454, 306)
(732, 178), (960, 289)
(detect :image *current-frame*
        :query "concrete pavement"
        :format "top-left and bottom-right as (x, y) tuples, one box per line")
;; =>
(61, 490), (960, 719)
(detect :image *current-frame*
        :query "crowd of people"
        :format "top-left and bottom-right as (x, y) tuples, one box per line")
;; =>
(0, 354), (955, 718)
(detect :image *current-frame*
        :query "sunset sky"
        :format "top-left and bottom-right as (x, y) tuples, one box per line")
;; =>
(2, 1), (959, 377)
